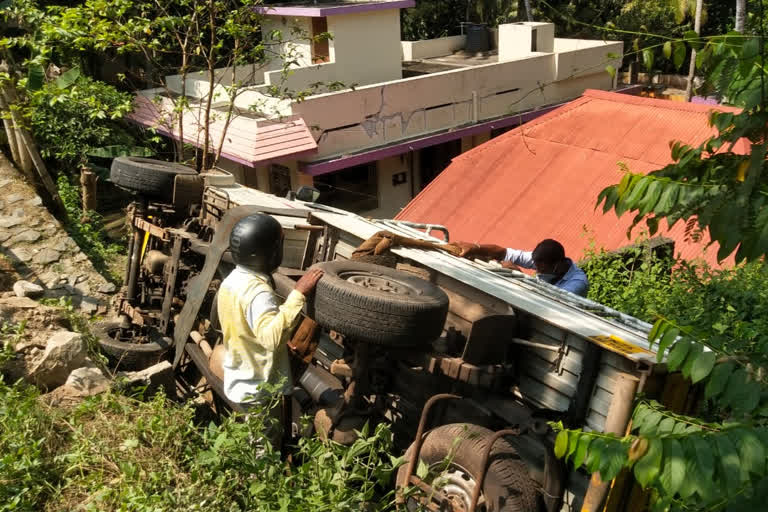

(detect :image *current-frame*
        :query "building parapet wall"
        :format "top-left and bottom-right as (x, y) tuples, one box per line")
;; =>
(401, 35), (467, 61)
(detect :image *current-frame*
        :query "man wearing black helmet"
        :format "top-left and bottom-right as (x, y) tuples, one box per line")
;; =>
(454, 238), (589, 297)
(218, 213), (323, 419)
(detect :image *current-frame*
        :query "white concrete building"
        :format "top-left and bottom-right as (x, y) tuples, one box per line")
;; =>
(131, 0), (623, 218)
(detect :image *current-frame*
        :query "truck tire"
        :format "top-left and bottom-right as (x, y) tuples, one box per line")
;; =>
(110, 157), (197, 201)
(93, 320), (171, 371)
(396, 423), (540, 512)
(312, 261), (448, 347)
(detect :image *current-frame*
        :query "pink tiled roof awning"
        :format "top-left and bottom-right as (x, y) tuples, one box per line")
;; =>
(128, 95), (317, 167)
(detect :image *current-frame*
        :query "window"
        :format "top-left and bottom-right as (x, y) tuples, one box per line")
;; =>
(269, 164), (291, 197)
(419, 139), (462, 190)
(314, 163), (378, 212)
(311, 17), (330, 63)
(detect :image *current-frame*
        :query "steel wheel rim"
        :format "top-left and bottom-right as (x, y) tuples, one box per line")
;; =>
(339, 271), (422, 296)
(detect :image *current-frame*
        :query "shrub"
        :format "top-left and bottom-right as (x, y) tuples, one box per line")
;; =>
(23, 75), (134, 168)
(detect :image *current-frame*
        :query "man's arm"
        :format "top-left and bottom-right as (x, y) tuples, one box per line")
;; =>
(454, 242), (508, 261)
(503, 249), (536, 270)
(248, 269), (324, 351)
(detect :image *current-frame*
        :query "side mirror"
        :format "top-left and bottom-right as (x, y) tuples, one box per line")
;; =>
(296, 186), (321, 203)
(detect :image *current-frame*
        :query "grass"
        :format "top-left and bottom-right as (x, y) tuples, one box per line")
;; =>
(0, 378), (403, 512)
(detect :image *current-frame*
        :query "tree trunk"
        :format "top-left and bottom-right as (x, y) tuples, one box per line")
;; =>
(735, 0), (746, 33)
(524, 0), (533, 21)
(0, 92), (22, 168)
(80, 165), (97, 220)
(201, 0), (217, 171)
(685, 0), (704, 102)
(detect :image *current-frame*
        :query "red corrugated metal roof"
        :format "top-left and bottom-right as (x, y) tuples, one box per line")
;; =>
(396, 89), (747, 268)
(128, 95), (317, 167)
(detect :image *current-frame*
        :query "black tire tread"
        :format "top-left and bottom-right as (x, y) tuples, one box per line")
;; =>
(93, 320), (170, 371)
(312, 261), (449, 347)
(110, 157), (196, 200)
(397, 423), (540, 512)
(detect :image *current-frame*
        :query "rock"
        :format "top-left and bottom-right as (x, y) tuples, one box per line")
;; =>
(98, 282), (117, 294)
(8, 230), (42, 245)
(13, 280), (44, 299)
(0, 200), (4, 210)
(1, 291), (16, 298)
(0, 216), (23, 228)
(26, 196), (43, 207)
(10, 247), (33, 262)
(79, 295), (100, 314)
(0, 296), (38, 309)
(75, 275), (88, 285)
(73, 252), (89, 263)
(63, 359), (111, 395)
(6, 193), (24, 204)
(52, 239), (71, 252)
(0, 179), (12, 188)
(12, 207), (24, 217)
(116, 361), (174, 397)
(0, 231), (11, 243)
(28, 331), (87, 390)
(33, 248), (61, 265)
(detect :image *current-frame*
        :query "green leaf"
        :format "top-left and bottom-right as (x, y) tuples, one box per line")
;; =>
(736, 429), (765, 477)
(684, 30), (702, 50)
(55, 66), (81, 89)
(672, 41), (686, 70)
(573, 436), (592, 468)
(623, 176), (651, 210)
(653, 183), (679, 215)
(690, 350), (716, 384)
(554, 430), (568, 458)
(656, 328), (679, 363)
(657, 417), (676, 435)
(721, 368), (750, 411)
(639, 410), (664, 437)
(605, 65), (616, 79)
(648, 320), (667, 348)
(566, 430), (580, 461)
(705, 362), (735, 400)
(659, 439), (685, 496)
(690, 435), (715, 480)
(681, 343), (703, 380)
(87, 145), (155, 158)
(638, 180), (663, 216)
(585, 438), (603, 474)
(27, 65), (45, 92)
(662, 41), (672, 60)
(642, 48), (655, 72)
(666, 339), (692, 371)
(634, 438), (662, 488)
(715, 433), (742, 492)
(599, 441), (627, 482)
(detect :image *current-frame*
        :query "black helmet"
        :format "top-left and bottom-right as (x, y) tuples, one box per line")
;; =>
(229, 214), (284, 273)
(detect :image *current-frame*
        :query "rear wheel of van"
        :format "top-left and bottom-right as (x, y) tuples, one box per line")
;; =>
(396, 423), (540, 512)
(93, 320), (171, 371)
(311, 261), (449, 347)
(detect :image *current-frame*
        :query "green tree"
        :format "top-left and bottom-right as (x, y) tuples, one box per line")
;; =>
(553, 29), (768, 512)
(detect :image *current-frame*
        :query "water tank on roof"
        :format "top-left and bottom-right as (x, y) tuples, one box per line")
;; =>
(464, 23), (490, 53)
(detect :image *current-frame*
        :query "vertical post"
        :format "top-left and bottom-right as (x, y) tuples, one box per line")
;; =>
(580, 373), (639, 512)
(80, 164), (97, 219)
(126, 200), (147, 303)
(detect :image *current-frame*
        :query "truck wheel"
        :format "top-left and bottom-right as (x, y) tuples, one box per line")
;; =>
(312, 261), (448, 347)
(93, 320), (171, 371)
(110, 157), (197, 201)
(396, 423), (540, 512)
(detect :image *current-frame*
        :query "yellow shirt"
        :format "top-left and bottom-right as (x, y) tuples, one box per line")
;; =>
(217, 266), (305, 404)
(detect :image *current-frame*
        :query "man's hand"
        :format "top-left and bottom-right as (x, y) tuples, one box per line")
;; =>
(501, 261), (521, 271)
(453, 242), (507, 262)
(454, 241), (482, 259)
(295, 268), (324, 296)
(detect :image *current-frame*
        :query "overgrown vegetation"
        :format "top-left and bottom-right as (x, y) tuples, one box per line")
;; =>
(57, 175), (124, 281)
(0, 378), (402, 512)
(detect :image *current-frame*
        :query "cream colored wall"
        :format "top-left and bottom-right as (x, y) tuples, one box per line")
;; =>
(328, 9), (403, 87)
(498, 22), (555, 62)
(402, 35), (467, 61)
(555, 39), (621, 80)
(262, 16), (313, 69)
(359, 155), (414, 219)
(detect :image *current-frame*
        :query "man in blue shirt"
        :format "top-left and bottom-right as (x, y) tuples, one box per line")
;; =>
(455, 238), (589, 297)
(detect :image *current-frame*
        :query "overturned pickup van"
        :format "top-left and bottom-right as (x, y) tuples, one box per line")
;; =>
(102, 157), (670, 512)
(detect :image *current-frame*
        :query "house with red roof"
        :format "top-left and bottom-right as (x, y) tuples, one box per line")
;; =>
(396, 89), (748, 268)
